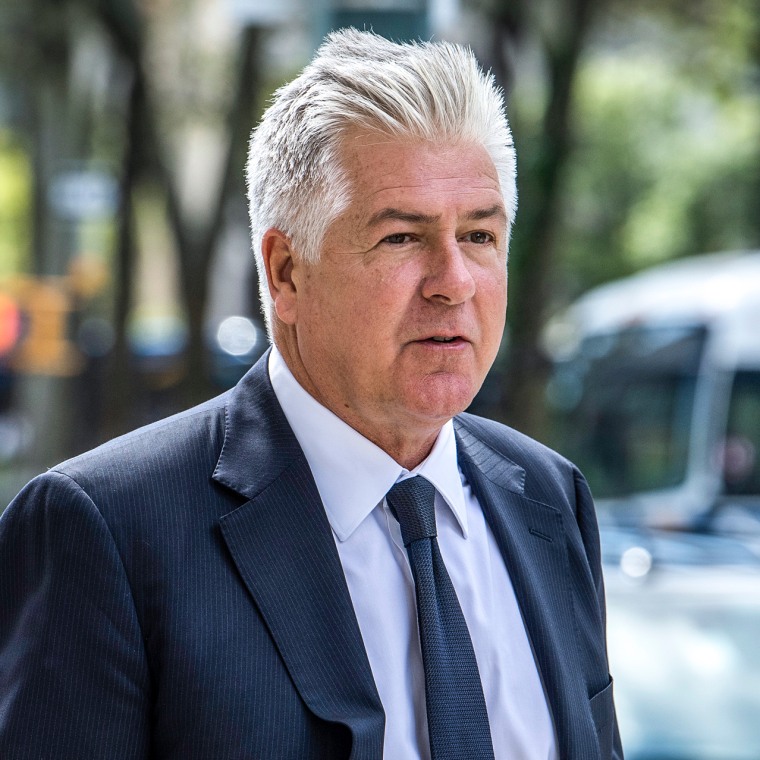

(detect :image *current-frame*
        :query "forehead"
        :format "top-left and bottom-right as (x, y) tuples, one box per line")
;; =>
(337, 132), (505, 221)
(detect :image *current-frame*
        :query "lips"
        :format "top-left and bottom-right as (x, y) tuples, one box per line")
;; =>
(416, 335), (469, 347)
(407, 328), (473, 347)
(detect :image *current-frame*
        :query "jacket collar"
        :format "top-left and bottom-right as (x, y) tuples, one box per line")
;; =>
(455, 417), (589, 758)
(213, 352), (385, 759)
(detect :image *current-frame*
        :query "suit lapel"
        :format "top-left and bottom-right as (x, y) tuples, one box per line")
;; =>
(214, 355), (384, 758)
(455, 419), (585, 759)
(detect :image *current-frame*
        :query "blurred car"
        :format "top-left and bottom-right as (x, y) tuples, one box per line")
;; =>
(602, 526), (760, 759)
(546, 251), (760, 530)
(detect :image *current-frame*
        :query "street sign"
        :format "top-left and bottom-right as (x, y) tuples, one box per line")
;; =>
(226, 0), (297, 26)
(327, 0), (429, 42)
(334, 0), (425, 9)
(48, 169), (119, 221)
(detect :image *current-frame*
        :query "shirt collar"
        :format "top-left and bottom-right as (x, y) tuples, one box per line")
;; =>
(268, 347), (468, 542)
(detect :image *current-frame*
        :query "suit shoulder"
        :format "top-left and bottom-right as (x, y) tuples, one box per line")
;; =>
(52, 391), (231, 495)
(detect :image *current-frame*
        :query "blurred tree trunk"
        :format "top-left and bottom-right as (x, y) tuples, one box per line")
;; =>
(93, 0), (151, 435)
(177, 24), (262, 407)
(486, 0), (605, 439)
(94, 0), (261, 424)
(105, 67), (142, 438)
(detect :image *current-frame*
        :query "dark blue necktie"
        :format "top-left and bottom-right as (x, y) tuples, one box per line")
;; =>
(386, 476), (495, 760)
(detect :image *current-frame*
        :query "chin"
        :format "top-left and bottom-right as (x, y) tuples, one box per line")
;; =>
(406, 374), (479, 421)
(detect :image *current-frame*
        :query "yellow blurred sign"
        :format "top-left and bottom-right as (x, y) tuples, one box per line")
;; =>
(1, 276), (82, 376)
(1, 255), (110, 376)
(0, 291), (21, 356)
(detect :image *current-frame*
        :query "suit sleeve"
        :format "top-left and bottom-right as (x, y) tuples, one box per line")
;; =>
(573, 467), (625, 760)
(0, 471), (151, 759)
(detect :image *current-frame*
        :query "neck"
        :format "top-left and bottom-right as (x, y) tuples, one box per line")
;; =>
(273, 333), (444, 471)
(358, 427), (440, 471)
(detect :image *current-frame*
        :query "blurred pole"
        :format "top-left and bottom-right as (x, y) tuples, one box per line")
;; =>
(15, 1), (78, 472)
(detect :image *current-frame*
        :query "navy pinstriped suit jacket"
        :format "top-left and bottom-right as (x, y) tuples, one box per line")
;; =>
(0, 353), (623, 759)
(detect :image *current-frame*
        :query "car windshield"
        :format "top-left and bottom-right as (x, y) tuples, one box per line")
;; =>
(547, 325), (706, 498)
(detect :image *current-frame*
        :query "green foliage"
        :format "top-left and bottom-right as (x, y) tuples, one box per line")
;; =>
(549, 8), (760, 304)
(0, 131), (31, 277)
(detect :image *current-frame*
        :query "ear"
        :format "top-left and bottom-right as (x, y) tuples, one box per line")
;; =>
(262, 228), (299, 325)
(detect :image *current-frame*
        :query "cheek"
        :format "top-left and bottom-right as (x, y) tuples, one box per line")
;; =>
(478, 265), (508, 309)
(301, 276), (393, 357)
(354, 265), (417, 320)
(477, 272), (508, 350)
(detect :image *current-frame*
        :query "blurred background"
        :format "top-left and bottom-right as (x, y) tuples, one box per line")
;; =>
(2, 1), (760, 757)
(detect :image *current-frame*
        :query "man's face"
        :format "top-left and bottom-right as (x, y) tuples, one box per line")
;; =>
(271, 132), (508, 460)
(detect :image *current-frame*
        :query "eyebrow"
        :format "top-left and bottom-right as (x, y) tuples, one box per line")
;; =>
(366, 204), (507, 227)
(467, 204), (508, 223)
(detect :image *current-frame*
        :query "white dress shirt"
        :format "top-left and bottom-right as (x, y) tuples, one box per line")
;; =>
(269, 348), (557, 760)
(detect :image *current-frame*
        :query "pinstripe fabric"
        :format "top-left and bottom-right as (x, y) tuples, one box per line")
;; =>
(0, 376), (373, 759)
(0, 352), (622, 759)
(455, 417), (623, 760)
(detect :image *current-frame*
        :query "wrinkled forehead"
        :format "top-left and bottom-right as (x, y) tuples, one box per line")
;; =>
(335, 129), (504, 212)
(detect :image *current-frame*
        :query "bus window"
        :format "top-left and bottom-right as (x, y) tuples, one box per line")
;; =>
(547, 325), (706, 499)
(721, 371), (760, 497)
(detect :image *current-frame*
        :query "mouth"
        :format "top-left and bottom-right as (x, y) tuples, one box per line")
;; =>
(417, 335), (468, 347)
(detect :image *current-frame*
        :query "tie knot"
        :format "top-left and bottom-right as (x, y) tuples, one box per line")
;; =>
(386, 476), (437, 547)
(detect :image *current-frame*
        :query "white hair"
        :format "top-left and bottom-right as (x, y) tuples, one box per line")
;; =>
(246, 28), (517, 334)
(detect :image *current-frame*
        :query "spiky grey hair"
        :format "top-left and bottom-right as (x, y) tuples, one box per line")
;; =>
(246, 28), (517, 334)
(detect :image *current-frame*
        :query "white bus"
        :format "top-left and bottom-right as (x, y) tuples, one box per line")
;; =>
(546, 250), (760, 529)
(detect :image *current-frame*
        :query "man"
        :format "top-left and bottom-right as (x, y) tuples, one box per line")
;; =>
(0, 29), (623, 759)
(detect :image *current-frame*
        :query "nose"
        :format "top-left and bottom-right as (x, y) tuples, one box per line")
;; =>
(420, 239), (476, 305)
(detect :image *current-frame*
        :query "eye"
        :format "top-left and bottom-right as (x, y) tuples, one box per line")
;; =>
(382, 233), (415, 245)
(462, 231), (495, 245)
